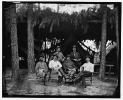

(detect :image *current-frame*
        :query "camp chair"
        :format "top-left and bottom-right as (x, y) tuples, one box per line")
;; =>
(35, 68), (48, 85)
(83, 71), (93, 84)
(47, 67), (66, 84)
(65, 69), (76, 81)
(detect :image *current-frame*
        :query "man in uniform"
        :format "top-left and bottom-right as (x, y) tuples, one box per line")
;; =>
(54, 46), (65, 63)
(35, 55), (48, 85)
(70, 45), (81, 73)
(63, 55), (76, 80)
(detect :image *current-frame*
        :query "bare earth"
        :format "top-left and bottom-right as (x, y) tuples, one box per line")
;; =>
(5, 69), (118, 96)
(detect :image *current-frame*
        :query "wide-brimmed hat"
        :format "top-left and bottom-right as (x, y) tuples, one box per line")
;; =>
(52, 54), (58, 58)
(72, 45), (76, 48)
(39, 55), (44, 58)
(85, 55), (90, 59)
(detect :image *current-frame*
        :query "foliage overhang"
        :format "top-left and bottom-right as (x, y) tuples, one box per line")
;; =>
(4, 3), (117, 42)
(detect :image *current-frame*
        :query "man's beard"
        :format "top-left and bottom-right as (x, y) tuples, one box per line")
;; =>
(40, 60), (43, 62)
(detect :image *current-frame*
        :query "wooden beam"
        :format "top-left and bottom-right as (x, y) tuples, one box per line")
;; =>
(88, 20), (102, 23)
(93, 72), (114, 74)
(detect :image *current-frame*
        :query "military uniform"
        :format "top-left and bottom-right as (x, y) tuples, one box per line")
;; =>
(63, 59), (76, 78)
(54, 51), (65, 63)
(35, 61), (48, 77)
(70, 51), (82, 69)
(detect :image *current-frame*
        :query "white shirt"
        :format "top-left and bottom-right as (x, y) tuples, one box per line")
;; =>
(49, 60), (62, 76)
(80, 62), (94, 72)
(49, 60), (62, 70)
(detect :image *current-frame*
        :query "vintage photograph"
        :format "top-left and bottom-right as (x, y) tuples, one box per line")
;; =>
(2, 1), (121, 98)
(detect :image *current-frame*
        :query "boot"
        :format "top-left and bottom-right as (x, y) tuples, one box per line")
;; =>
(43, 75), (46, 85)
(81, 76), (86, 88)
(58, 76), (63, 85)
(58, 76), (61, 83)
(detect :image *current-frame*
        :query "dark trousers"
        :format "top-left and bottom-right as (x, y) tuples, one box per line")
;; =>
(73, 71), (92, 87)
(58, 76), (63, 83)
(43, 73), (47, 85)
(72, 60), (82, 74)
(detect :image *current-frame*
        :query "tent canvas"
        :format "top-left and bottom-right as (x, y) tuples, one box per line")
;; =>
(59, 34), (93, 63)
(39, 34), (93, 63)
(16, 33), (93, 63)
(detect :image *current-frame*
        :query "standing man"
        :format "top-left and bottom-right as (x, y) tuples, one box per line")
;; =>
(35, 55), (48, 85)
(49, 54), (64, 85)
(70, 45), (81, 72)
(54, 46), (65, 63)
(72, 55), (94, 88)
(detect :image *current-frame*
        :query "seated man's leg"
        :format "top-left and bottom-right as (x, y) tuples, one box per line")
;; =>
(43, 73), (47, 85)
(73, 71), (86, 87)
(43, 71), (49, 85)
(76, 62), (82, 73)
(58, 70), (63, 84)
(58, 76), (61, 83)
(81, 75), (86, 87)
(48, 68), (52, 81)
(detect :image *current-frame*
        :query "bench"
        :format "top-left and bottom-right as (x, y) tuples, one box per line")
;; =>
(94, 64), (114, 78)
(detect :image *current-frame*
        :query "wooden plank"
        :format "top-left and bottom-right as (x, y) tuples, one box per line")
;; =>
(93, 72), (114, 74)
(94, 64), (114, 67)
(88, 20), (102, 23)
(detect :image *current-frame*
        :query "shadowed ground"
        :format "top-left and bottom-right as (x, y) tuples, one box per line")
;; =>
(4, 69), (118, 96)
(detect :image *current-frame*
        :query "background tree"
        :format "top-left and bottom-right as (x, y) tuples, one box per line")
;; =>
(99, 4), (107, 80)
(114, 5), (119, 77)
(10, 3), (20, 81)
(27, 4), (35, 73)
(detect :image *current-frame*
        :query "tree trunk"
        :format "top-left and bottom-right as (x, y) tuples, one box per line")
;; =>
(57, 4), (59, 13)
(99, 5), (107, 80)
(10, 4), (20, 81)
(27, 4), (35, 73)
(45, 38), (47, 62)
(115, 7), (119, 77)
(38, 3), (41, 53)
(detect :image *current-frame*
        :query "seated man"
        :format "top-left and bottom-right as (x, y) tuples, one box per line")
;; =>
(49, 54), (63, 84)
(80, 56), (94, 76)
(35, 55), (48, 85)
(72, 55), (94, 88)
(63, 55), (76, 80)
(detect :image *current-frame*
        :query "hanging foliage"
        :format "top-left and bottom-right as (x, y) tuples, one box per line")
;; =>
(49, 20), (55, 33)
(14, 3), (116, 41)
(5, 7), (11, 32)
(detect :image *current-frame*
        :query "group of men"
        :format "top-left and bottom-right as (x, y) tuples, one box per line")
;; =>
(35, 45), (94, 88)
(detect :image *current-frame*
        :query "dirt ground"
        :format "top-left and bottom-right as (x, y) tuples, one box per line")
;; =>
(4, 69), (118, 96)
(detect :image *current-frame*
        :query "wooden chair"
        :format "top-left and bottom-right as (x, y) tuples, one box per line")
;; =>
(84, 72), (93, 84)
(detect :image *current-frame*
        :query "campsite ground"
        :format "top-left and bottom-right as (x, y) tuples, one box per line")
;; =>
(4, 69), (118, 96)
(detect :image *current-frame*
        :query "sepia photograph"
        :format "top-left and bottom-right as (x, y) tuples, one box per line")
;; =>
(2, 1), (121, 98)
